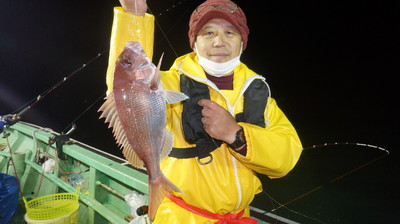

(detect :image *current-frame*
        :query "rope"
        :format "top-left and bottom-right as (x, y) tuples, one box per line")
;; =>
(3, 133), (24, 197)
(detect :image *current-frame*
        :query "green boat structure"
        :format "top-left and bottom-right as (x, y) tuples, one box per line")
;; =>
(1, 121), (286, 224)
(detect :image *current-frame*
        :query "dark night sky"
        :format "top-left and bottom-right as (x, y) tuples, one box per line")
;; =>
(1, 0), (397, 152)
(1, 0), (399, 221)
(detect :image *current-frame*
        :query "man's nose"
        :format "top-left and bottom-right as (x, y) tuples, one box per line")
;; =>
(212, 34), (227, 47)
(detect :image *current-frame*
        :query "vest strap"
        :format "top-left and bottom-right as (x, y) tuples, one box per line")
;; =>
(169, 141), (222, 164)
(171, 75), (269, 161)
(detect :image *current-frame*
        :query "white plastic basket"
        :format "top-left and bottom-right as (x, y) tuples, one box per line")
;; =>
(24, 206), (79, 224)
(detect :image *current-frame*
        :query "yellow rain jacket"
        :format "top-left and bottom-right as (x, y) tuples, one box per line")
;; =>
(106, 7), (302, 224)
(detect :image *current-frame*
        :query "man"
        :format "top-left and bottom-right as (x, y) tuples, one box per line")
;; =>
(106, 0), (302, 223)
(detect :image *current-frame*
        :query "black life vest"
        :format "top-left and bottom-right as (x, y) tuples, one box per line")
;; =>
(168, 74), (269, 162)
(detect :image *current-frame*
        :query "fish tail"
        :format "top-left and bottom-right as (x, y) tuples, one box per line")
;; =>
(148, 174), (182, 221)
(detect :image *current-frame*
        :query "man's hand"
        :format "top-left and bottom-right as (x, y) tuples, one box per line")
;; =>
(198, 99), (241, 144)
(119, 0), (147, 16)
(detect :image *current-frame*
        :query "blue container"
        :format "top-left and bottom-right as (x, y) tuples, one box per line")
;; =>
(0, 173), (19, 224)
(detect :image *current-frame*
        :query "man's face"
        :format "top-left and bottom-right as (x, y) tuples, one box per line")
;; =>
(195, 18), (242, 63)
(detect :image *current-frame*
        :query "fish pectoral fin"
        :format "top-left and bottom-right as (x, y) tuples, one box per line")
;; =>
(165, 90), (189, 104)
(148, 174), (182, 221)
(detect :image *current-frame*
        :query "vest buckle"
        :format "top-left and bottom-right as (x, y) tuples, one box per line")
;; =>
(197, 154), (213, 165)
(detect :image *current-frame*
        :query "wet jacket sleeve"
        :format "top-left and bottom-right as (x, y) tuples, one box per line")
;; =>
(232, 98), (302, 179)
(106, 7), (155, 95)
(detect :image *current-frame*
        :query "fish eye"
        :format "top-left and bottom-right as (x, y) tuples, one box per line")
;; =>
(125, 59), (132, 66)
(122, 59), (132, 68)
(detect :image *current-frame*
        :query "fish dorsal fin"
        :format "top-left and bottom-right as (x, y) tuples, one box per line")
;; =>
(122, 144), (145, 170)
(157, 53), (164, 70)
(98, 92), (145, 169)
(150, 53), (164, 90)
(165, 90), (189, 104)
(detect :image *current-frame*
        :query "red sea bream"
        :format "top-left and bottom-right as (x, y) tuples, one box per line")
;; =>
(98, 41), (187, 221)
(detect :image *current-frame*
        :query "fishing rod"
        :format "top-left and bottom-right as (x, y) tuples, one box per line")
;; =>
(1, 0), (191, 135)
(0, 50), (107, 134)
(259, 141), (390, 223)
(1, 0), (190, 134)
(271, 142), (390, 209)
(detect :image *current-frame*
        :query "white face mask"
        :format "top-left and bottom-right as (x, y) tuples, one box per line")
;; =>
(195, 43), (242, 77)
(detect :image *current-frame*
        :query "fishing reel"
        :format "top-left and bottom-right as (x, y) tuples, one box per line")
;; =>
(0, 114), (21, 134)
(48, 124), (77, 160)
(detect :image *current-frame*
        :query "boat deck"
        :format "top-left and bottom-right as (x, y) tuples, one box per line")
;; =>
(2, 122), (398, 223)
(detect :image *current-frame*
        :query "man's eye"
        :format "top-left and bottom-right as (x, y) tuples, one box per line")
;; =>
(226, 30), (237, 36)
